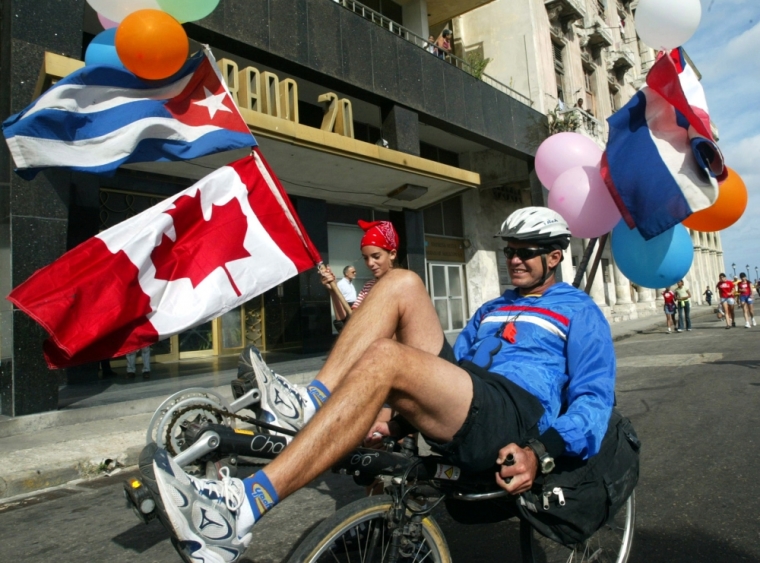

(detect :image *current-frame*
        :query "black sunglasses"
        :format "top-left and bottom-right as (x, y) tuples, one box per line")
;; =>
(503, 247), (550, 261)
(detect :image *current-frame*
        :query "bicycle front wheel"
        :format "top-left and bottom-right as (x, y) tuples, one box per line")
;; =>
(530, 490), (635, 563)
(288, 495), (452, 563)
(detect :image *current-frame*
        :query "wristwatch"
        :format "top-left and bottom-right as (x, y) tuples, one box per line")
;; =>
(526, 438), (555, 474)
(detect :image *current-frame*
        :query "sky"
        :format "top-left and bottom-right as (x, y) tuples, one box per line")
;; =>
(683, 0), (760, 280)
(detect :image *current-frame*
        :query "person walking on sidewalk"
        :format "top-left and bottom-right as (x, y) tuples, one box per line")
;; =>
(662, 286), (677, 333)
(717, 273), (735, 329)
(675, 280), (692, 332)
(703, 286), (713, 306)
(737, 273), (756, 328)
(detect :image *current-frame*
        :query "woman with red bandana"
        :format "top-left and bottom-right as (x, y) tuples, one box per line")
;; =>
(321, 219), (399, 323)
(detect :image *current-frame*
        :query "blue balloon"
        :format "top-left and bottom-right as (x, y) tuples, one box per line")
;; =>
(611, 220), (693, 289)
(84, 28), (125, 69)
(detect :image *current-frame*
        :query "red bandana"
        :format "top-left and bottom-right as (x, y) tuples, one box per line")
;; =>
(358, 220), (399, 251)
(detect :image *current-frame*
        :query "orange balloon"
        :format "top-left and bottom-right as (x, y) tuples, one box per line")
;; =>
(682, 167), (748, 232)
(115, 10), (188, 80)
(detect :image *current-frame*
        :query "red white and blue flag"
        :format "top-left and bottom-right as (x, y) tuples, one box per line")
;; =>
(7, 150), (322, 368)
(601, 48), (727, 240)
(2, 49), (254, 178)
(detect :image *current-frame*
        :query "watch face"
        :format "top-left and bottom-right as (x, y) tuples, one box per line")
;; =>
(542, 458), (555, 474)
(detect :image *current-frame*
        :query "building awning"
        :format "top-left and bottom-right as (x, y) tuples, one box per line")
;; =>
(126, 109), (480, 211)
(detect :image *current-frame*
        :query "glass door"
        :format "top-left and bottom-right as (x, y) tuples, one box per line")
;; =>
(428, 263), (467, 333)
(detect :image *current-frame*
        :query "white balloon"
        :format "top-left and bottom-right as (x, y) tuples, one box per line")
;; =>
(87, 0), (163, 23)
(635, 0), (702, 50)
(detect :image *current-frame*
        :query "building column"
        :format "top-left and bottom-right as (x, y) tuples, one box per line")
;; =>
(295, 197), (332, 354)
(611, 259), (636, 320)
(558, 239), (575, 286)
(381, 105), (420, 156)
(636, 285), (657, 317)
(400, 0), (429, 39)
(2, 0), (86, 416)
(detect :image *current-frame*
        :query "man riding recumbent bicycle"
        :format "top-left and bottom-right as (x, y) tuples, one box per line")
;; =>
(125, 207), (639, 563)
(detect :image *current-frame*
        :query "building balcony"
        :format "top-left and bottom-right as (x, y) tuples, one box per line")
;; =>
(562, 107), (606, 145)
(587, 19), (614, 48)
(545, 0), (587, 27)
(607, 47), (636, 72)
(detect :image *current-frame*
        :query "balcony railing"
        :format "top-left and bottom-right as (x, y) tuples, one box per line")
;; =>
(332, 0), (533, 107)
(561, 107), (605, 143)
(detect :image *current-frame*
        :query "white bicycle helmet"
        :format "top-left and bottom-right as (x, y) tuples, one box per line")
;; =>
(495, 207), (571, 250)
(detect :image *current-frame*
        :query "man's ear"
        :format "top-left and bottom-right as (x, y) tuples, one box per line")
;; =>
(547, 249), (563, 269)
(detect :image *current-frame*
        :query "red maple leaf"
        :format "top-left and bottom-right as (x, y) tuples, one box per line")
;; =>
(151, 191), (250, 296)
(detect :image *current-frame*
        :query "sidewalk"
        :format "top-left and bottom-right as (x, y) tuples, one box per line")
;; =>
(0, 306), (715, 501)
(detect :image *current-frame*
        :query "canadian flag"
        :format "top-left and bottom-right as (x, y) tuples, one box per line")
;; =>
(7, 149), (322, 368)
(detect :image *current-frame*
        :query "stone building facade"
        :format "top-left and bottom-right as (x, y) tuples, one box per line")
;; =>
(453, 0), (725, 321)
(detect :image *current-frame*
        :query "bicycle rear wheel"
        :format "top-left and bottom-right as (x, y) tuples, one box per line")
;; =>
(288, 495), (451, 563)
(529, 491), (635, 563)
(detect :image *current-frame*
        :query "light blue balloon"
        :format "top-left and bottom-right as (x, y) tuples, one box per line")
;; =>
(84, 28), (125, 69)
(158, 0), (220, 23)
(611, 220), (693, 289)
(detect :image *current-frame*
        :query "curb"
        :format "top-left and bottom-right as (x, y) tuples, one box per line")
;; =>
(0, 444), (144, 500)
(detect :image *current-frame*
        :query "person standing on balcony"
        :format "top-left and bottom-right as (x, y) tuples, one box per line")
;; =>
(426, 35), (438, 56)
(435, 29), (452, 60)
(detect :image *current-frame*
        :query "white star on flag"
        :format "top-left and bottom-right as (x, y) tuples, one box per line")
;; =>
(193, 87), (233, 119)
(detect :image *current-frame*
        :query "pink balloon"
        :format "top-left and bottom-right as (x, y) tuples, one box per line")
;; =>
(535, 133), (603, 190)
(548, 166), (622, 239)
(97, 13), (118, 29)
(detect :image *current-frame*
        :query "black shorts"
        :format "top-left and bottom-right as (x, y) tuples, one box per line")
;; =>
(428, 346), (545, 473)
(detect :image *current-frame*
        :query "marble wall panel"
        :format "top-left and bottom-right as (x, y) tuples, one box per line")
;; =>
(369, 26), (400, 100)
(442, 62), (466, 129)
(11, 311), (59, 415)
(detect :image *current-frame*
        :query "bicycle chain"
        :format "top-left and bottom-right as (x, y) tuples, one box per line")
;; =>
(164, 404), (295, 457)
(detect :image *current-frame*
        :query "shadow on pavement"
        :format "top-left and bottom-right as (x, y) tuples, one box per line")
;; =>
(629, 527), (759, 562)
(111, 520), (170, 554)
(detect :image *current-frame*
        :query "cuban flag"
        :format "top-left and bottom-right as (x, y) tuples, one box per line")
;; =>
(2, 48), (254, 178)
(7, 150), (322, 369)
(601, 48), (727, 240)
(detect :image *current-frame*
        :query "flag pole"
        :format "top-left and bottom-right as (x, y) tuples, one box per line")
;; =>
(317, 262), (352, 317)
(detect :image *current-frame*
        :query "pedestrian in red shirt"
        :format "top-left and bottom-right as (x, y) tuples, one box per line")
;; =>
(716, 273), (735, 329)
(737, 272), (756, 328)
(662, 286), (676, 333)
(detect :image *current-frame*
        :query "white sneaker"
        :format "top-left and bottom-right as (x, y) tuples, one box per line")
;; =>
(153, 448), (255, 563)
(667, 328), (672, 333)
(753, 318), (757, 327)
(745, 322), (751, 328)
(247, 346), (314, 439)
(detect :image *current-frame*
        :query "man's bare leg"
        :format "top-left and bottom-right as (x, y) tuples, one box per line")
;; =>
(266, 337), (473, 499)
(257, 269), (472, 498)
(314, 268), (446, 391)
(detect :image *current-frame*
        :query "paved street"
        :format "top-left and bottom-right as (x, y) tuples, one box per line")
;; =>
(1, 313), (759, 562)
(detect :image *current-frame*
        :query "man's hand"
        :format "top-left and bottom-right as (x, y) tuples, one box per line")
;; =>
(363, 420), (401, 448)
(495, 443), (538, 495)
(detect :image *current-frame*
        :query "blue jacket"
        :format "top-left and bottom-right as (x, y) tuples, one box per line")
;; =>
(453, 282), (615, 459)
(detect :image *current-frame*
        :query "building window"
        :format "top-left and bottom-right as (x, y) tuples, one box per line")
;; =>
(423, 196), (463, 238)
(420, 142), (459, 167)
(553, 41), (565, 104)
(584, 67), (596, 116)
(596, 0), (606, 18)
